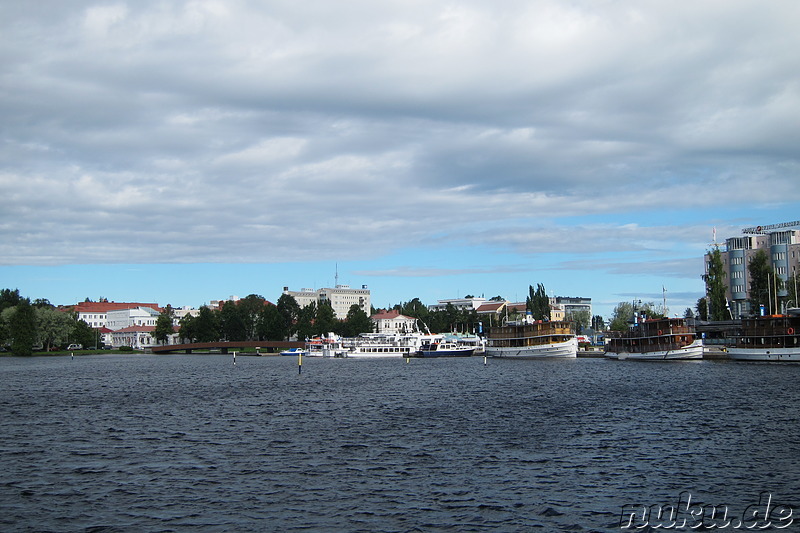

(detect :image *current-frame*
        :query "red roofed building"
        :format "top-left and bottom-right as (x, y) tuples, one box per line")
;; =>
(370, 309), (417, 334)
(67, 301), (162, 329)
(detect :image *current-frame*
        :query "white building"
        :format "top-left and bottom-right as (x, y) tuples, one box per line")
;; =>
(283, 285), (371, 319)
(110, 325), (179, 349)
(428, 297), (487, 312)
(371, 310), (417, 333)
(106, 306), (161, 331)
(69, 301), (161, 329)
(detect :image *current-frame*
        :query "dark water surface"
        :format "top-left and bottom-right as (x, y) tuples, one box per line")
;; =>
(1, 355), (798, 532)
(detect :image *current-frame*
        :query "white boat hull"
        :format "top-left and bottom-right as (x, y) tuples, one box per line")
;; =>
(486, 337), (577, 359)
(727, 348), (800, 362)
(605, 340), (704, 361)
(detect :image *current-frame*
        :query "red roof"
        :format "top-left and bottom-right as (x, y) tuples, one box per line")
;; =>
(70, 301), (162, 313)
(370, 309), (413, 320)
(477, 301), (506, 313)
(115, 325), (155, 333)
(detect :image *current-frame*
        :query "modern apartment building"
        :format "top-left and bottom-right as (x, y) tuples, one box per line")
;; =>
(282, 284), (371, 319)
(706, 228), (800, 317)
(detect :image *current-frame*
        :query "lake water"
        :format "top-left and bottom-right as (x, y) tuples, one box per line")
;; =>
(1, 354), (798, 532)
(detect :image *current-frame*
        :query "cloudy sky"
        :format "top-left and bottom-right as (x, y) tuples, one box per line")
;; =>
(2, 0), (799, 318)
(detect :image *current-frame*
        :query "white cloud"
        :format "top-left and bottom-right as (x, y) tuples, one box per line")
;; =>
(1, 0), (798, 270)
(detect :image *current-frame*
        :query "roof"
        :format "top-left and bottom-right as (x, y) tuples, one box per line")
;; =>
(370, 309), (414, 321)
(114, 325), (156, 333)
(70, 301), (162, 313)
(476, 301), (506, 313)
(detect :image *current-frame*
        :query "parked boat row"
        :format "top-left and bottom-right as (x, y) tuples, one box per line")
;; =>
(279, 310), (800, 362)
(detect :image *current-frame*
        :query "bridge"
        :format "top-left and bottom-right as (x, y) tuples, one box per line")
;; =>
(150, 340), (304, 354)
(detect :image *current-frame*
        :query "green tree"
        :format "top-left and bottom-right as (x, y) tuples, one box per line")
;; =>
(342, 304), (373, 337)
(703, 247), (729, 320)
(72, 318), (96, 349)
(239, 294), (267, 340)
(748, 249), (775, 315)
(313, 300), (337, 337)
(9, 299), (37, 356)
(219, 301), (247, 341)
(1, 288), (21, 313)
(696, 297), (709, 321)
(609, 302), (634, 331)
(567, 308), (591, 332)
(684, 308), (695, 319)
(258, 304), (285, 341)
(153, 305), (175, 345)
(276, 294), (300, 341)
(178, 313), (196, 343)
(295, 302), (316, 341)
(526, 284), (550, 321)
(194, 306), (220, 342)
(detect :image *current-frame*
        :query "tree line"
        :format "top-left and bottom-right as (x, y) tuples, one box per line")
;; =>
(175, 294), (374, 344)
(1, 289), (97, 356)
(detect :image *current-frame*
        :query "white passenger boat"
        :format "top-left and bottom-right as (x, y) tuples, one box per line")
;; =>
(341, 332), (430, 358)
(306, 333), (347, 357)
(605, 317), (703, 361)
(485, 316), (577, 359)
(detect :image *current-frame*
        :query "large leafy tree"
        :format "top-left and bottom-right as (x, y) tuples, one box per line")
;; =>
(9, 298), (37, 356)
(567, 308), (591, 332)
(276, 294), (300, 341)
(703, 247), (729, 320)
(238, 294), (267, 340)
(153, 305), (175, 345)
(295, 302), (316, 341)
(258, 304), (285, 341)
(0, 288), (21, 313)
(609, 302), (633, 331)
(193, 306), (220, 342)
(219, 301), (247, 341)
(696, 297), (709, 321)
(526, 284), (550, 321)
(313, 300), (337, 337)
(342, 304), (373, 337)
(748, 249), (776, 315)
(34, 306), (72, 351)
(72, 318), (96, 349)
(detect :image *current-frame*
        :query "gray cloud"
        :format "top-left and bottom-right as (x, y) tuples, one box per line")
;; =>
(2, 1), (799, 267)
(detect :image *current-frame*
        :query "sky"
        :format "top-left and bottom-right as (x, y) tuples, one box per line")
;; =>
(2, 1), (799, 320)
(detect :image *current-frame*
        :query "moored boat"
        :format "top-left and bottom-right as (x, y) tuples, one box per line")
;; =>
(340, 332), (429, 358)
(727, 313), (800, 362)
(280, 347), (307, 357)
(485, 316), (577, 359)
(417, 336), (475, 357)
(605, 317), (703, 361)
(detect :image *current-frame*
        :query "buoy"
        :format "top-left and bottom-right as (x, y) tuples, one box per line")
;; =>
(298, 351), (302, 374)
(233, 351), (236, 365)
(484, 354), (487, 366)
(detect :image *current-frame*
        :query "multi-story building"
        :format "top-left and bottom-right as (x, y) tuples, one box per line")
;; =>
(427, 297), (487, 312)
(282, 285), (371, 320)
(707, 227), (800, 317)
(554, 296), (592, 320)
(68, 300), (161, 328)
(106, 306), (161, 330)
